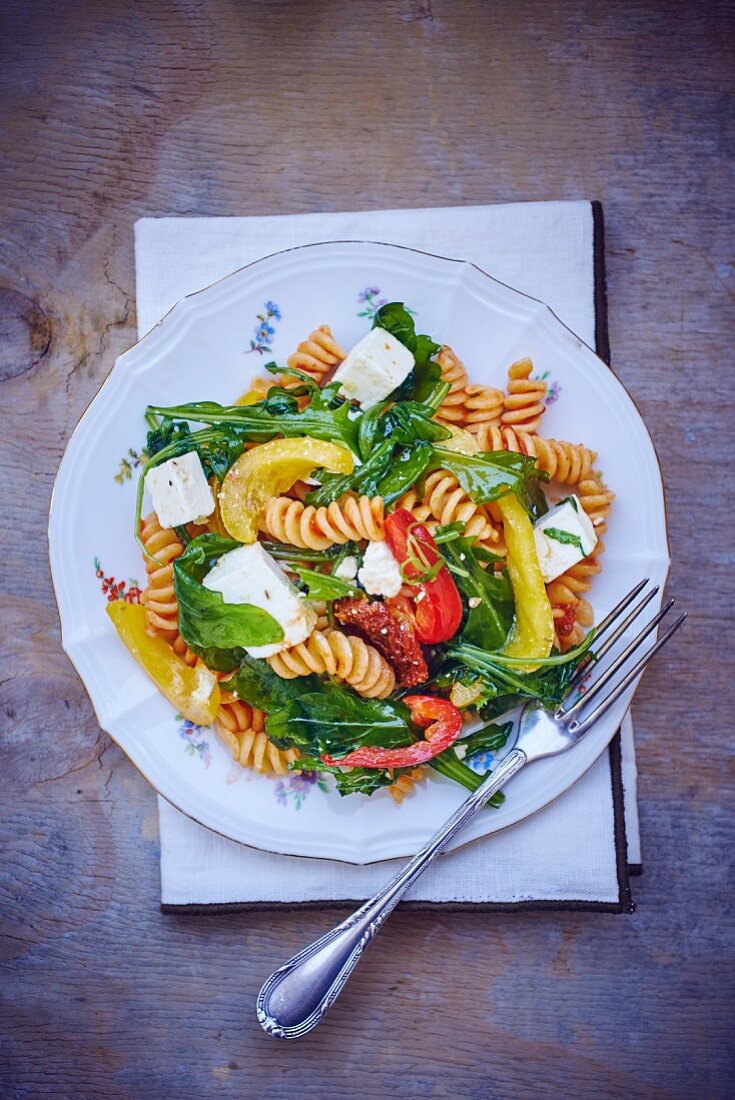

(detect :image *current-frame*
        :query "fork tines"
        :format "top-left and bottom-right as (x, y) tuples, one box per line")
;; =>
(556, 579), (686, 735)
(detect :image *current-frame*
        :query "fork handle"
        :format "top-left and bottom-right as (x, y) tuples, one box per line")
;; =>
(256, 747), (528, 1039)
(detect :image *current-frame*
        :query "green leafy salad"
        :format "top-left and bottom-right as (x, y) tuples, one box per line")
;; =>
(108, 303), (603, 804)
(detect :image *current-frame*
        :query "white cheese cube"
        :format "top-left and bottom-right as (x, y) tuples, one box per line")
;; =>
(357, 539), (403, 598)
(533, 495), (598, 584)
(145, 452), (214, 529)
(332, 327), (414, 409)
(202, 543), (317, 658)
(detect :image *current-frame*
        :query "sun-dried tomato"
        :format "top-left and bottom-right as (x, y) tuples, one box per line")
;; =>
(333, 596), (429, 688)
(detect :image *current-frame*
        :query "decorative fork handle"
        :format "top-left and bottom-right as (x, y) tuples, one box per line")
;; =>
(256, 747), (528, 1039)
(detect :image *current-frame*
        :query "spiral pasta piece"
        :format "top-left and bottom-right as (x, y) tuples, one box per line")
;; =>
(405, 470), (500, 545)
(478, 426), (597, 486)
(502, 358), (547, 433)
(476, 423), (533, 455)
(139, 513), (197, 666)
(215, 694), (298, 775)
(388, 767), (426, 804)
(285, 324), (346, 384)
(268, 629), (396, 699)
(462, 383), (504, 435)
(309, 600), (330, 631)
(260, 495), (384, 549)
(435, 345), (469, 424)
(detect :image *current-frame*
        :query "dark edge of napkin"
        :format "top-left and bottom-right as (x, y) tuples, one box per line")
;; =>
(161, 200), (635, 916)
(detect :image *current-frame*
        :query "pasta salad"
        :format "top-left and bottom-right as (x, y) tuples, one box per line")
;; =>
(108, 304), (613, 804)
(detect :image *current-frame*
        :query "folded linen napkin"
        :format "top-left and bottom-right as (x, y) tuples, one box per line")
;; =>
(134, 201), (641, 912)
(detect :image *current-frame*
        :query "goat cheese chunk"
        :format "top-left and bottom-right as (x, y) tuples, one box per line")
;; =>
(533, 495), (598, 584)
(332, 327), (414, 409)
(202, 543), (316, 658)
(333, 554), (359, 581)
(357, 539), (403, 598)
(145, 451), (214, 529)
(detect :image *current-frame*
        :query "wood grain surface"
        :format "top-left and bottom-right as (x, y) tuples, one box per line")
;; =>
(1, 1), (733, 1096)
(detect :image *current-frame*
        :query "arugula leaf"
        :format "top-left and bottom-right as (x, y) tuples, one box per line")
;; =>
(308, 433), (436, 507)
(263, 360), (319, 391)
(462, 721), (513, 758)
(375, 442), (433, 504)
(147, 390), (360, 453)
(428, 446), (544, 507)
(373, 302), (417, 346)
(306, 441), (394, 506)
(376, 402), (450, 445)
(430, 747), (504, 807)
(543, 526), (584, 553)
(292, 756), (403, 797)
(445, 635), (595, 715)
(173, 534), (284, 652)
(143, 417), (247, 482)
(441, 538), (514, 650)
(265, 684), (416, 756)
(258, 541), (347, 565)
(293, 567), (361, 601)
(145, 417), (192, 459)
(223, 656), (320, 713)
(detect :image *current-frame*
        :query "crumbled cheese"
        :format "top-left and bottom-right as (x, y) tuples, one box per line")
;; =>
(357, 540), (403, 598)
(333, 555), (359, 581)
(145, 451), (214, 529)
(202, 542), (316, 658)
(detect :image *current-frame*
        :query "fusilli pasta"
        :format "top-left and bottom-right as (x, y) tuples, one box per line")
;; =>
(388, 767), (426, 804)
(286, 324), (346, 383)
(501, 357), (547, 433)
(477, 425), (597, 485)
(268, 628), (396, 698)
(139, 513), (197, 666)
(260, 494), (384, 549)
(215, 693), (298, 775)
(462, 383), (504, 436)
(398, 470), (500, 546)
(435, 345), (469, 424)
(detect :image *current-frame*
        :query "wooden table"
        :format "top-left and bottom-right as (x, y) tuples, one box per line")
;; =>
(2, 1), (733, 1095)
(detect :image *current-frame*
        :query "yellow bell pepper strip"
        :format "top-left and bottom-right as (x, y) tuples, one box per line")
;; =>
(495, 492), (555, 663)
(219, 436), (354, 543)
(106, 601), (221, 725)
(440, 425), (480, 455)
(235, 389), (263, 406)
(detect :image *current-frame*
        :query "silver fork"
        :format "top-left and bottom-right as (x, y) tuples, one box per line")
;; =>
(257, 580), (684, 1040)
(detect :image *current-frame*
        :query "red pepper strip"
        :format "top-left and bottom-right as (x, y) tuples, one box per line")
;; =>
(321, 694), (463, 770)
(384, 509), (463, 644)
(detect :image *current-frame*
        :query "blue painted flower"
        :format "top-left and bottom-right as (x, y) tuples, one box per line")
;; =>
(264, 300), (281, 319)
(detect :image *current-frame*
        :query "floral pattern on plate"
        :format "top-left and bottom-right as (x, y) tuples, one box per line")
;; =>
(177, 715), (213, 768)
(247, 300), (282, 355)
(93, 557), (142, 604)
(275, 771), (330, 810)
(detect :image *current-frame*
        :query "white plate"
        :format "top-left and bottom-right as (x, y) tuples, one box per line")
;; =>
(49, 241), (669, 863)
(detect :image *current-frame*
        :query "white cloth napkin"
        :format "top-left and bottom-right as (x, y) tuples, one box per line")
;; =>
(135, 202), (641, 909)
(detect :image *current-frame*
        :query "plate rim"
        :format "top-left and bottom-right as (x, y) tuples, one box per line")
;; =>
(48, 238), (671, 864)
